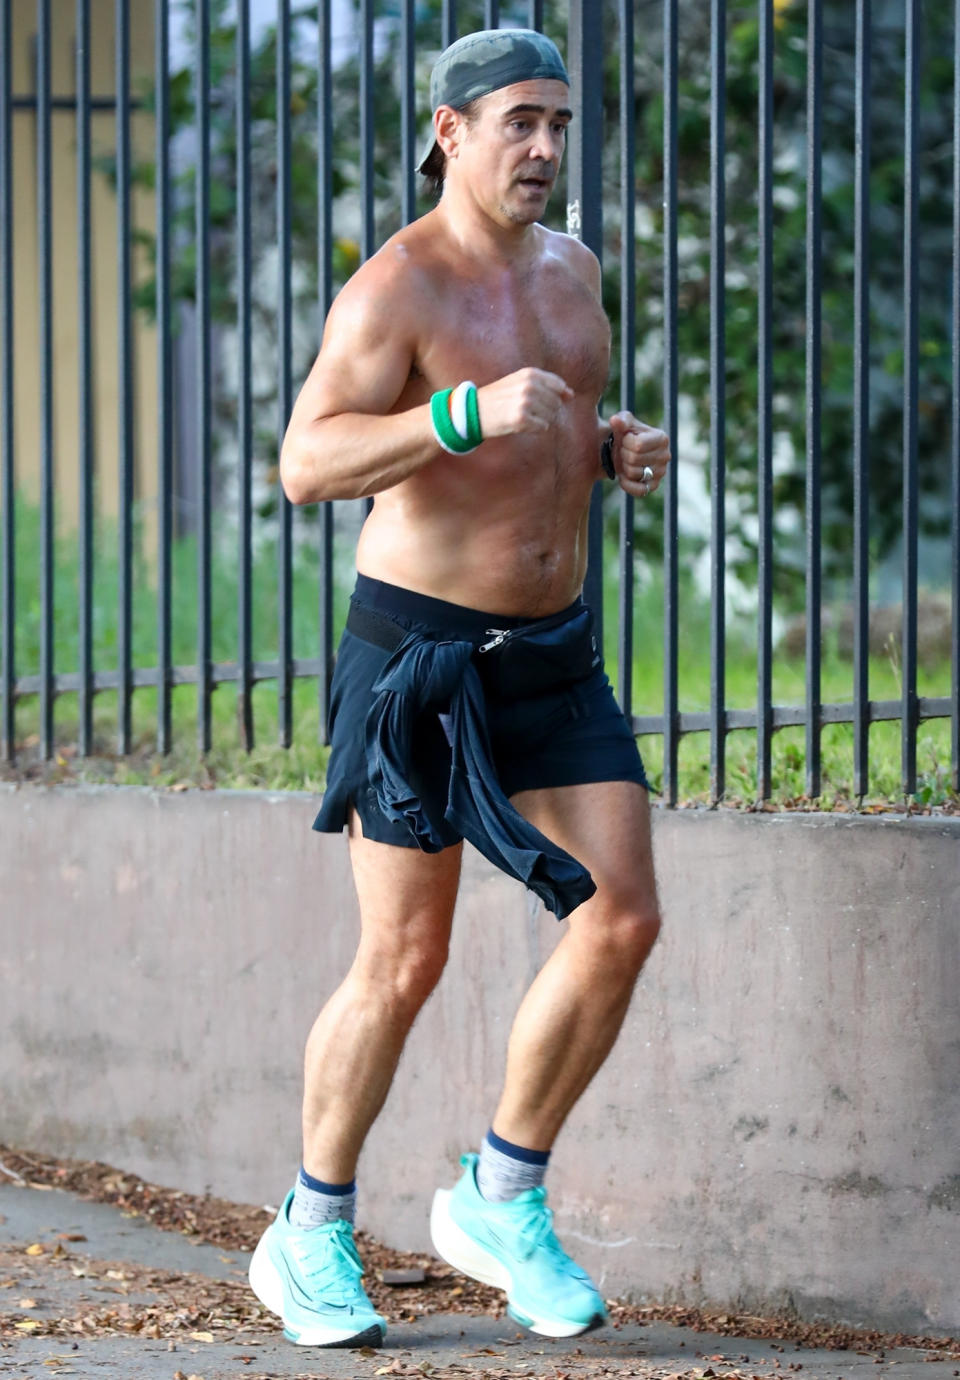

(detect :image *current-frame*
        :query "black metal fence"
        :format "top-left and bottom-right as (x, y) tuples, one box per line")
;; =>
(0, 0), (957, 804)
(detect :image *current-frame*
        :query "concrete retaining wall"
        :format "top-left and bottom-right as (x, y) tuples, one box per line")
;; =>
(1, 783), (958, 1333)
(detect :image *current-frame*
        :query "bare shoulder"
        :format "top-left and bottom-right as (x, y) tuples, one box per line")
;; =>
(537, 226), (602, 298)
(300, 215), (455, 414)
(321, 220), (436, 349)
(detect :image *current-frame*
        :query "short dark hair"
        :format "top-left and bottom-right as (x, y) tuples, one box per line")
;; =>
(419, 98), (483, 200)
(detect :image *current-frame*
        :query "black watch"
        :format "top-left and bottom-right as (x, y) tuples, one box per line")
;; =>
(600, 434), (616, 479)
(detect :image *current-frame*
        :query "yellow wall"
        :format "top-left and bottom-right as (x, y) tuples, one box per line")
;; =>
(7, 0), (158, 536)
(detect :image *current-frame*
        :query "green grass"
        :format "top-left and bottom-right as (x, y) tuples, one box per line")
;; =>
(2, 495), (956, 810)
(601, 564), (957, 810)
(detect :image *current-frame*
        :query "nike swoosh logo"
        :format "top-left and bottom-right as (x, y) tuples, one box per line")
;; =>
(275, 1250), (352, 1313)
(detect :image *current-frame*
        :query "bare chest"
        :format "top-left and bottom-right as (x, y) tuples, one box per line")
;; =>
(421, 270), (610, 398)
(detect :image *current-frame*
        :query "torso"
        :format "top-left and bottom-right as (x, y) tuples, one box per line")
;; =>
(355, 213), (611, 618)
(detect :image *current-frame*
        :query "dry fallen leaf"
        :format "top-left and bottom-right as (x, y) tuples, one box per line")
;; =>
(14, 1319), (40, 1331)
(189, 1330), (215, 1343)
(18, 1297), (38, 1308)
(25, 1243), (45, 1256)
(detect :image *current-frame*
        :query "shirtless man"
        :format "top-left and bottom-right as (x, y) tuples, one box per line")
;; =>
(248, 28), (671, 1351)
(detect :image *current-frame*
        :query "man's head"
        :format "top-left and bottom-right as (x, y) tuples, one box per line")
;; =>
(418, 28), (569, 199)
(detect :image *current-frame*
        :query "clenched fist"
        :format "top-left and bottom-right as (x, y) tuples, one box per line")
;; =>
(476, 367), (574, 439)
(608, 412), (671, 498)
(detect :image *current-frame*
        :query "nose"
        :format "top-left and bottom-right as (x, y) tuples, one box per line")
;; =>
(527, 121), (563, 166)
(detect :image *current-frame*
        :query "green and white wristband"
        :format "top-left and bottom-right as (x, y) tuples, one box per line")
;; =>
(431, 381), (483, 454)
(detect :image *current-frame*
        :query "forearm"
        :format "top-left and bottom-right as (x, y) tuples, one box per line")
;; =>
(280, 404), (439, 504)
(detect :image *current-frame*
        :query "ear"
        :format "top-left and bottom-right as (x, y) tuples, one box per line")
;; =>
(434, 105), (466, 159)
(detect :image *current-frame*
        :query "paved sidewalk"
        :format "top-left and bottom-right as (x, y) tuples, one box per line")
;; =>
(2, 1181), (957, 1380)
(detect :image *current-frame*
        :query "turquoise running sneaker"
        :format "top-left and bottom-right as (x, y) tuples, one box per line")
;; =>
(430, 1153), (606, 1338)
(248, 1191), (386, 1347)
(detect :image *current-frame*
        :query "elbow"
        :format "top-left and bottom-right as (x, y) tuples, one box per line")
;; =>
(280, 435), (322, 506)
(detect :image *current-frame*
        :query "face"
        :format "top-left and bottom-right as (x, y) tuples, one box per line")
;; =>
(442, 78), (571, 226)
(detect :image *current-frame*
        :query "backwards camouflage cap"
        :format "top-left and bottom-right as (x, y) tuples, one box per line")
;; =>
(417, 28), (569, 175)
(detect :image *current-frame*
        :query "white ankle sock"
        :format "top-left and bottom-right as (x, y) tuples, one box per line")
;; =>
(289, 1166), (357, 1228)
(476, 1130), (550, 1203)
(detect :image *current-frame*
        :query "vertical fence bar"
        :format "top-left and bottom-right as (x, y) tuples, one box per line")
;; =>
(442, 1), (457, 50)
(853, 0), (871, 796)
(953, 0), (960, 792)
(709, 0), (726, 802)
(156, 0), (173, 753)
(756, 0), (774, 800)
(526, 0), (544, 30)
(116, 0), (134, 753)
(38, 0), (54, 759)
(359, 0), (375, 521)
(901, 0), (920, 796)
(317, 0), (334, 739)
(237, 0), (254, 749)
(0, 0), (13, 760)
(196, 0), (212, 753)
(484, 1), (499, 29)
(567, 0), (604, 646)
(662, 0), (679, 805)
(400, 0), (416, 227)
(805, 0), (823, 799)
(359, 0), (375, 263)
(617, 0), (635, 722)
(77, 0), (94, 756)
(277, 0), (293, 746)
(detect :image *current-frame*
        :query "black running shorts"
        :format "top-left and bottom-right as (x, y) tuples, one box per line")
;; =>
(313, 574), (650, 848)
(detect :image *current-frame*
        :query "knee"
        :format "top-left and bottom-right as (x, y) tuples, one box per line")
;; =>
(594, 900), (662, 976)
(355, 935), (449, 1022)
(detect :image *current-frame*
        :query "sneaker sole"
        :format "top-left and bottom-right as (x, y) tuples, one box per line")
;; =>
(248, 1234), (385, 1348)
(430, 1188), (605, 1340)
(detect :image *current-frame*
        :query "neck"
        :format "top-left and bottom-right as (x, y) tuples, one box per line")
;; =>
(436, 179), (543, 267)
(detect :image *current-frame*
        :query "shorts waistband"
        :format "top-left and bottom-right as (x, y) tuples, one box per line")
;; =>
(352, 573), (582, 641)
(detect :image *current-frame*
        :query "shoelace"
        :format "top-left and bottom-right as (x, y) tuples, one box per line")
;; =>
(295, 1221), (365, 1304)
(505, 1192), (570, 1266)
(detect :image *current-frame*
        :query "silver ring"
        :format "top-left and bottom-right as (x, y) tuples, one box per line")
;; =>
(641, 466), (654, 482)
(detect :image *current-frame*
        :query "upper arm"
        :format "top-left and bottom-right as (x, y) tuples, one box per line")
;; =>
(287, 250), (419, 436)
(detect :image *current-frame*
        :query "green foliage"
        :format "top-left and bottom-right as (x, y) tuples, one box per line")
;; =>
(110, 0), (955, 591)
(610, 0), (956, 600)
(40, 0), (953, 800)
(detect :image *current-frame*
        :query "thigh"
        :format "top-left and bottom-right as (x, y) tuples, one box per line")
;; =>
(347, 810), (463, 960)
(509, 779), (657, 918)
